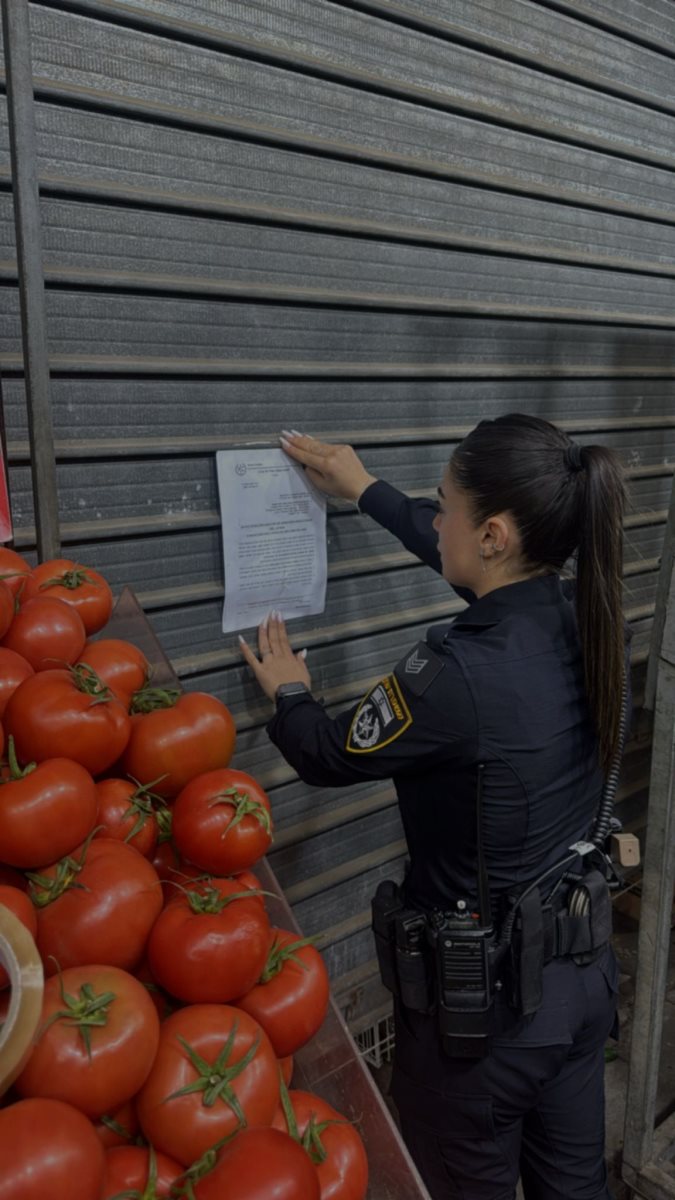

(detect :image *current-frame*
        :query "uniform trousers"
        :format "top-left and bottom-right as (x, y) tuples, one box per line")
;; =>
(391, 947), (618, 1200)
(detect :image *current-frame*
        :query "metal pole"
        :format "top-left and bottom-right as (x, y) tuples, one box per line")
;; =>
(1, 0), (60, 559)
(622, 470), (675, 1189)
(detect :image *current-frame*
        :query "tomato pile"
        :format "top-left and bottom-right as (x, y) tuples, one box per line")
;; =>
(0, 553), (369, 1200)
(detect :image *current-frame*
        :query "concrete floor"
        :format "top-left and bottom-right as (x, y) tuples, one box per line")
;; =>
(370, 913), (675, 1200)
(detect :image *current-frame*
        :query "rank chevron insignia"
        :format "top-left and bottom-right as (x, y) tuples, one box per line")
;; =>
(405, 648), (429, 675)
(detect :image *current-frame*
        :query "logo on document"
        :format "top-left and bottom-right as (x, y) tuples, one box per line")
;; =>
(235, 463), (247, 476)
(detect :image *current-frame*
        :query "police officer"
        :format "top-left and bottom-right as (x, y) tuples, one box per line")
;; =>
(239, 413), (628, 1200)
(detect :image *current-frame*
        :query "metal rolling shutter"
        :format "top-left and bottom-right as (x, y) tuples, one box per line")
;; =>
(1, 0), (673, 1033)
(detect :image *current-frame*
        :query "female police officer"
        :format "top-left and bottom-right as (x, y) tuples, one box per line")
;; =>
(239, 413), (627, 1200)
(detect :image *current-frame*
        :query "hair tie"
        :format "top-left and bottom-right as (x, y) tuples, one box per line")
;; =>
(564, 442), (584, 473)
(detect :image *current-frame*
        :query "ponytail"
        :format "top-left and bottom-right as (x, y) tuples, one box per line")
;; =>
(575, 447), (627, 773)
(451, 414), (627, 773)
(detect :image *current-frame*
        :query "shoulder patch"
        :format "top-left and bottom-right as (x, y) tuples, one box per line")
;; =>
(346, 675), (412, 754)
(394, 641), (445, 697)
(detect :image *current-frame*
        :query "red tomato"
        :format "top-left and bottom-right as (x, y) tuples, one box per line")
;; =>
(148, 877), (271, 1003)
(136, 1004), (279, 1167)
(2, 595), (86, 670)
(192, 1127), (320, 1200)
(0, 885), (38, 988)
(94, 1099), (140, 1149)
(280, 1054), (294, 1087)
(173, 768), (272, 874)
(0, 742), (97, 868)
(236, 929), (330, 1057)
(273, 1091), (368, 1200)
(30, 838), (162, 974)
(16, 965), (160, 1117)
(78, 638), (149, 708)
(0, 718), (3, 761)
(0, 1097), (105, 1199)
(233, 868), (266, 909)
(122, 692), (236, 799)
(0, 581), (13, 640)
(0, 648), (34, 718)
(94, 778), (164, 858)
(0, 547), (30, 598)
(100, 1145), (183, 1199)
(4, 667), (130, 774)
(23, 559), (113, 635)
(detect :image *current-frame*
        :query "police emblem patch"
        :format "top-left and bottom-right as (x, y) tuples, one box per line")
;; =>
(346, 675), (412, 754)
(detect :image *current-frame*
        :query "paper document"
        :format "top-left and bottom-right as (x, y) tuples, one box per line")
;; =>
(216, 448), (327, 634)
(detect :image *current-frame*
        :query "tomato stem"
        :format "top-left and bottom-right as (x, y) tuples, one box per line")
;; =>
(208, 787), (272, 839)
(100, 1114), (135, 1143)
(172, 1129), (239, 1200)
(168, 1025), (261, 1124)
(70, 662), (115, 701)
(184, 884), (272, 915)
(41, 972), (116, 1060)
(129, 686), (181, 714)
(40, 568), (96, 591)
(3, 735), (37, 782)
(26, 826), (99, 907)
(259, 935), (317, 984)
(278, 1074), (300, 1140)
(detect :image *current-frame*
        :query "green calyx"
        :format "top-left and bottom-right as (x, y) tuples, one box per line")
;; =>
(301, 1114), (340, 1166)
(209, 787), (271, 838)
(171, 1130), (239, 1200)
(40, 568), (94, 591)
(185, 885), (267, 915)
(155, 804), (173, 844)
(166, 1024), (260, 1123)
(107, 1144), (163, 1200)
(277, 1073), (342, 1167)
(99, 1114), (135, 1143)
(122, 776), (170, 845)
(27, 854), (84, 908)
(3, 735), (37, 782)
(70, 662), (115, 705)
(129, 686), (181, 715)
(42, 974), (116, 1060)
(259, 935), (316, 985)
(27, 827), (98, 907)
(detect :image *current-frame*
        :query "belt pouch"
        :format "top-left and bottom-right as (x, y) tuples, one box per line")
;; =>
(571, 869), (612, 964)
(371, 880), (403, 994)
(395, 914), (433, 1013)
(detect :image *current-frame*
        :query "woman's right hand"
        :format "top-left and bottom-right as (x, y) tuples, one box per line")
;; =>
(279, 431), (377, 503)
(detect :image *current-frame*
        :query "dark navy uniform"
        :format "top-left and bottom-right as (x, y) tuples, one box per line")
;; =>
(268, 480), (623, 1200)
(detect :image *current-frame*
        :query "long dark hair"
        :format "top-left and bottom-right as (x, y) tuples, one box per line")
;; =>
(450, 413), (627, 773)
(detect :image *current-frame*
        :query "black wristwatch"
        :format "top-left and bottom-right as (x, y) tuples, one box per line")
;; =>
(275, 682), (310, 705)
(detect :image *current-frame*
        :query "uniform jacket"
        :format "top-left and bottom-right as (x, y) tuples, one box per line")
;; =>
(267, 480), (627, 913)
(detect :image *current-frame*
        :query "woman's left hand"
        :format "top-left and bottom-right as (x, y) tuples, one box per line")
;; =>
(239, 612), (311, 702)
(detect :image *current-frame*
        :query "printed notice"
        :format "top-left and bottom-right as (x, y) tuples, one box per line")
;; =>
(216, 448), (327, 634)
